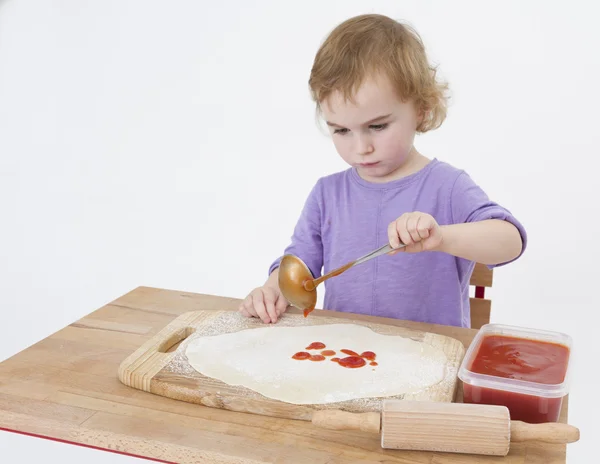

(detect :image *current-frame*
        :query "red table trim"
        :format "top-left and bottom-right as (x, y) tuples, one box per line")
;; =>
(0, 427), (176, 463)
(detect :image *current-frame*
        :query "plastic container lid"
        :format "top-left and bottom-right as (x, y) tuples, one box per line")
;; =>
(458, 323), (573, 398)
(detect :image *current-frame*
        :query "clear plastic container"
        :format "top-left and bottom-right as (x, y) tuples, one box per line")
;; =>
(458, 323), (573, 423)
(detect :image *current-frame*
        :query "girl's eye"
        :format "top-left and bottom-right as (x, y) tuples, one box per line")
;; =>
(333, 128), (349, 135)
(370, 123), (388, 131)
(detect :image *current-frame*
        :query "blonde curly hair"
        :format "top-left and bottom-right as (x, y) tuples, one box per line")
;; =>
(309, 14), (449, 133)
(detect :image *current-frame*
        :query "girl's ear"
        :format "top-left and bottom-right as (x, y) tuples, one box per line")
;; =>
(416, 103), (427, 130)
(413, 111), (423, 131)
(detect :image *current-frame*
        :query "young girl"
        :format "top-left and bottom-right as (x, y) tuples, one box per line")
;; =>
(239, 14), (526, 328)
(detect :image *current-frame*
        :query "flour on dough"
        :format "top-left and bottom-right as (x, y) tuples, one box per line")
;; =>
(184, 323), (447, 405)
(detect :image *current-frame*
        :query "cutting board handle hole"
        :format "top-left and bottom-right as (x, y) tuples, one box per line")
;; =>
(158, 327), (196, 353)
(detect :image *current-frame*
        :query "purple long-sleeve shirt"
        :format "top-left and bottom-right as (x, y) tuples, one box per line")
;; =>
(269, 159), (526, 327)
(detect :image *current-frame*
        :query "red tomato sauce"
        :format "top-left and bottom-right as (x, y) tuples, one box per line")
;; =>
(463, 334), (570, 423)
(305, 342), (326, 350)
(293, 346), (377, 369)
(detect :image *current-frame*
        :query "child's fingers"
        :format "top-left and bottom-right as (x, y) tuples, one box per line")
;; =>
(251, 292), (272, 323)
(275, 296), (288, 315)
(265, 299), (278, 323)
(418, 215), (435, 240)
(238, 296), (255, 318)
(388, 213), (439, 254)
(403, 241), (425, 253)
(418, 224), (430, 239)
(264, 287), (282, 322)
(414, 215), (429, 240)
(387, 221), (403, 248)
(406, 214), (422, 243)
(239, 307), (252, 318)
(396, 216), (414, 246)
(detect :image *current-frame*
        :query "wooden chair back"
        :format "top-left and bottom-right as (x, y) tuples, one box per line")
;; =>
(470, 263), (493, 329)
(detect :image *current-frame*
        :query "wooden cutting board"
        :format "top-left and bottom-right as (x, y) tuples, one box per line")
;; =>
(118, 310), (466, 421)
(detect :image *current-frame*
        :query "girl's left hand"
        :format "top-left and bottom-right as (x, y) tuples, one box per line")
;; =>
(387, 212), (444, 254)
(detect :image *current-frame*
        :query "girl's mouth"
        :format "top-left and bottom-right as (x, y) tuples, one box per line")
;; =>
(359, 161), (380, 167)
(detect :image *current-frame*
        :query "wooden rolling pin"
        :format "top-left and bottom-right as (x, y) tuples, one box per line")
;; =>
(311, 400), (580, 456)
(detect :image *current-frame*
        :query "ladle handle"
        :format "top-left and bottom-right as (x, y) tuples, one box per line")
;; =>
(308, 242), (406, 289)
(354, 243), (403, 266)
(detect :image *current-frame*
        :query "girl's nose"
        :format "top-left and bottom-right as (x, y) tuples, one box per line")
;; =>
(357, 136), (374, 156)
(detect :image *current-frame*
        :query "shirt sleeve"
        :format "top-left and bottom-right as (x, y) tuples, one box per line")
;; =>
(450, 171), (527, 268)
(268, 179), (324, 278)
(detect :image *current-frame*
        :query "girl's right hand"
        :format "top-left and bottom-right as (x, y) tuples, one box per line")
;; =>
(238, 284), (289, 324)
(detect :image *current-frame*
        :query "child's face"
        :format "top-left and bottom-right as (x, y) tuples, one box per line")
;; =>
(321, 74), (421, 183)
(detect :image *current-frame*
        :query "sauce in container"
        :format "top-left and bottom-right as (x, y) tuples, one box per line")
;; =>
(458, 324), (572, 423)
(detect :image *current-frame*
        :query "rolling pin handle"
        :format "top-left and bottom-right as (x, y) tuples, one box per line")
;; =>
(311, 410), (381, 434)
(510, 420), (580, 444)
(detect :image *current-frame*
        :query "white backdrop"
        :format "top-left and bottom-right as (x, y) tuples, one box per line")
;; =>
(1, 1), (598, 462)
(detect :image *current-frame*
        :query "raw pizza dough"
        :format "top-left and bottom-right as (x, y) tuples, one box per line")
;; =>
(184, 323), (448, 405)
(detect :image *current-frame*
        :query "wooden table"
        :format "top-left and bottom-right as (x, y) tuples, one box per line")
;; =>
(0, 286), (570, 463)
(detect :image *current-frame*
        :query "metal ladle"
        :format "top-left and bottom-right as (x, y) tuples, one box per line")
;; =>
(278, 241), (406, 317)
